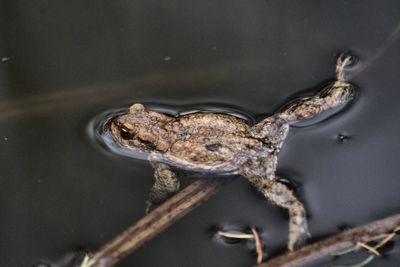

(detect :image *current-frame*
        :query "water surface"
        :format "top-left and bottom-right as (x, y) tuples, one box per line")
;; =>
(1, 1), (400, 266)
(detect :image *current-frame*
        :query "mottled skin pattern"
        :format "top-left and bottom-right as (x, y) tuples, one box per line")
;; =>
(110, 53), (355, 251)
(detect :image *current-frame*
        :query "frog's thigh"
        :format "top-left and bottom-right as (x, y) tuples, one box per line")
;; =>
(244, 175), (308, 251)
(146, 162), (180, 212)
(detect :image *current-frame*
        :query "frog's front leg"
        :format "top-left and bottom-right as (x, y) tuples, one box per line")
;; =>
(240, 159), (308, 251)
(145, 162), (180, 213)
(278, 52), (356, 124)
(250, 116), (289, 147)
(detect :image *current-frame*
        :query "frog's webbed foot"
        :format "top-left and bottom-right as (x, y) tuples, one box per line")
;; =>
(336, 51), (357, 82)
(241, 166), (309, 251)
(145, 162), (180, 214)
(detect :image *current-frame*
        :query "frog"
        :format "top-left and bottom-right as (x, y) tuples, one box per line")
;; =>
(110, 52), (356, 251)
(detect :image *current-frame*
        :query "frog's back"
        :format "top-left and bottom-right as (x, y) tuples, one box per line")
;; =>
(161, 112), (261, 173)
(178, 112), (250, 134)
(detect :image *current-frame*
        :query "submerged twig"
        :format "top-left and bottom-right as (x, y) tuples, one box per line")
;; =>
(256, 213), (400, 267)
(81, 177), (235, 267)
(0, 59), (277, 120)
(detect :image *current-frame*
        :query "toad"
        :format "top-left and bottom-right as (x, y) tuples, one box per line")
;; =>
(110, 53), (356, 251)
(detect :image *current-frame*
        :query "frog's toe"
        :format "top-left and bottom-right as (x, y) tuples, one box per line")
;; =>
(145, 201), (158, 214)
(289, 231), (310, 251)
(288, 220), (310, 251)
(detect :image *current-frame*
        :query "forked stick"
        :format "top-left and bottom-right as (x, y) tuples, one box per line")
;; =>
(256, 213), (400, 267)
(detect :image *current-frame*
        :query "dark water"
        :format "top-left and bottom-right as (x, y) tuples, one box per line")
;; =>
(1, 1), (400, 266)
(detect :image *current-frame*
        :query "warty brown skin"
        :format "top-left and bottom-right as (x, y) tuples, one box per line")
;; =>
(110, 53), (355, 251)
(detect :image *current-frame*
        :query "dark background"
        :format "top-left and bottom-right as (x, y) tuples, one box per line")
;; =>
(1, 1), (400, 266)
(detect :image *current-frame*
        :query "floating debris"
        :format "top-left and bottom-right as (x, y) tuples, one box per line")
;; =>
(217, 227), (265, 264)
(332, 225), (400, 267)
(163, 56), (172, 63)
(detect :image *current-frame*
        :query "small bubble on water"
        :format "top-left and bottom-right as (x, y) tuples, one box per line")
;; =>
(337, 134), (350, 143)
(163, 56), (172, 63)
(1, 57), (9, 62)
(3, 136), (8, 141)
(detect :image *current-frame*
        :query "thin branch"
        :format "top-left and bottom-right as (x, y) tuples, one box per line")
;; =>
(252, 227), (264, 265)
(348, 20), (400, 81)
(217, 231), (254, 239)
(84, 177), (235, 267)
(0, 58), (275, 120)
(256, 213), (400, 267)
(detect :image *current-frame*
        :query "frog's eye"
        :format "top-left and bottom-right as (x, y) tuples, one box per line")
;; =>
(120, 127), (133, 139)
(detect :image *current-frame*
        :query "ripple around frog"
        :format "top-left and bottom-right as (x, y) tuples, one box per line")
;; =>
(87, 103), (256, 160)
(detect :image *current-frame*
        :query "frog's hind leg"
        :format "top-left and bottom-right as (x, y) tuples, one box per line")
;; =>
(240, 164), (308, 251)
(261, 179), (308, 251)
(146, 162), (180, 213)
(278, 52), (356, 125)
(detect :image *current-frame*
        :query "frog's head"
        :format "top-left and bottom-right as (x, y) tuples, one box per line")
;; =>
(110, 103), (173, 156)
